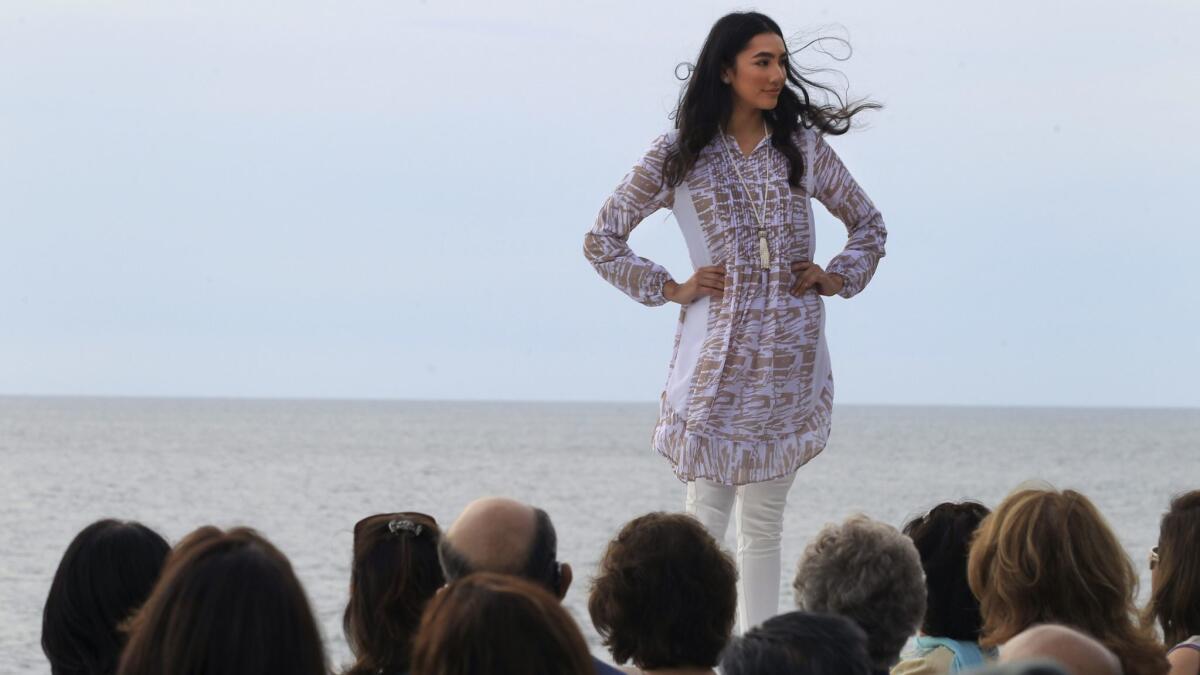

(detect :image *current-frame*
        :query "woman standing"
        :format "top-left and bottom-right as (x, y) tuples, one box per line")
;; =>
(584, 11), (886, 631)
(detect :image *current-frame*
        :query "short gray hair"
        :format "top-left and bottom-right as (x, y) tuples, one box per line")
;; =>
(792, 514), (926, 670)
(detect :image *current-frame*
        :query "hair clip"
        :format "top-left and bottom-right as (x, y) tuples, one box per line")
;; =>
(388, 519), (424, 537)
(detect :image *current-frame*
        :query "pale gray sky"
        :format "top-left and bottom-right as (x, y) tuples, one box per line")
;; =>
(1, 0), (1197, 407)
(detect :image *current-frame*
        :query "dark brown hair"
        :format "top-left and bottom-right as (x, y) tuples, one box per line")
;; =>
(903, 501), (990, 641)
(588, 512), (736, 669)
(409, 572), (592, 675)
(117, 526), (328, 675)
(663, 11), (880, 190)
(41, 519), (170, 675)
(1143, 489), (1200, 646)
(343, 512), (443, 675)
(967, 487), (1169, 675)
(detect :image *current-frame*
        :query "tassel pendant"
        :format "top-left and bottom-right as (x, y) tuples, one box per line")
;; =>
(758, 230), (770, 270)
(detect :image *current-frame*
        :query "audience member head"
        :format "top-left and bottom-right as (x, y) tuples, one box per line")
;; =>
(967, 485), (1168, 675)
(589, 512), (736, 671)
(439, 497), (570, 599)
(1000, 624), (1121, 675)
(41, 519), (170, 675)
(1143, 489), (1200, 646)
(792, 514), (926, 671)
(117, 526), (327, 675)
(903, 501), (990, 641)
(719, 611), (872, 675)
(410, 572), (593, 675)
(343, 512), (444, 675)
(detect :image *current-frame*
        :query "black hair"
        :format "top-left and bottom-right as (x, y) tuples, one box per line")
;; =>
(720, 611), (872, 675)
(663, 11), (880, 190)
(903, 501), (991, 640)
(41, 519), (170, 675)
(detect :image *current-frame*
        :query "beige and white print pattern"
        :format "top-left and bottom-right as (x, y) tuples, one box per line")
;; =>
(584, 126), (886, 486)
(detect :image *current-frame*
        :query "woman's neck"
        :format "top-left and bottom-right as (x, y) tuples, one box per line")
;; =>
(724, 102), (765, 139)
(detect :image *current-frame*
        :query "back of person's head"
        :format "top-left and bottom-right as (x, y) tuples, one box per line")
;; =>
(967, 485), (1168, 675)
(41, 519), (170, 675)
(903, 501), (990, 641)
(792, 514), (925, 671)
(409, 572), (592, 675)
(720, 611), (872, 675)
(1144, 489), (1200, 646)
(588, 512), (736, 671)
(343, 512), (444, 675)
(117, 526), (327, 675)
(1000, 624), (1122, 675)
(439, 497), (565, 596)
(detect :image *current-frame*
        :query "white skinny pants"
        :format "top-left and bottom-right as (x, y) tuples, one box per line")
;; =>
(684, 471), (797, 633)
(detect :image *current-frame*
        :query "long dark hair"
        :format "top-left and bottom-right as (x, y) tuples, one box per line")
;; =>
(343, 512), (444, 675)
(1143, 490), (1200, 646)
(903, 501), (991, 641)
(41, 519), (170, 675)
(117, 526), (328, 675)
(664, 11), (880, 189)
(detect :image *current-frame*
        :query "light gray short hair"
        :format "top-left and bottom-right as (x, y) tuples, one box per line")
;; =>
(792, 514), (926, 670)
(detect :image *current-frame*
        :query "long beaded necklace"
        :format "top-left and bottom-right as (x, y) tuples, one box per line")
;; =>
(719, 119), (771, 270)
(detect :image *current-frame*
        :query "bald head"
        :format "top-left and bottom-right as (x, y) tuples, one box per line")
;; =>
(445, 497), (538, 575)
(439, 497), (567, 597)
(1001, 624), (1122, 675)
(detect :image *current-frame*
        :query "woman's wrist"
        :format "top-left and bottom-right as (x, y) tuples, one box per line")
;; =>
(662, 279), (679, 303)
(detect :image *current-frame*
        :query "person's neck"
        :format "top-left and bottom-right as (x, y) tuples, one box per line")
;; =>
(723, 103), (767, 156)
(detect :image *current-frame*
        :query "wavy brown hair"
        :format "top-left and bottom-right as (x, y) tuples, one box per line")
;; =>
(343, 512), (443, 675)
(662, 11), (880, 190)
(967, 487), (1169, 675)
(1142, 489), (1200, 646)
(588, 512), (736, 670)
(410, 572), (592, 675)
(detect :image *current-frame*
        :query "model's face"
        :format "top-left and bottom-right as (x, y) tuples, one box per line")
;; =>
(723, 32), (788, 111)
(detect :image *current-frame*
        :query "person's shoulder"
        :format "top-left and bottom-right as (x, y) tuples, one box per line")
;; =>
(891, 645), (955, 675)
(591, 655), (625, 675)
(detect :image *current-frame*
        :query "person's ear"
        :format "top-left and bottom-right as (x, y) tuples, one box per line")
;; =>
(721, 64), (734, 85)
(557, 562), (573, 600)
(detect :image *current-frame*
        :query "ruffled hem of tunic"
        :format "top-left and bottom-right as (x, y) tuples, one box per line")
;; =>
(651, 395), (833, 487)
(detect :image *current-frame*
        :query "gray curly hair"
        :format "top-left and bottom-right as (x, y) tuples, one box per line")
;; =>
(792, 514), (926, 670)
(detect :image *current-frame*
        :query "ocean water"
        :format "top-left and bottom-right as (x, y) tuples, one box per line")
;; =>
(1, 397), (1197, 673)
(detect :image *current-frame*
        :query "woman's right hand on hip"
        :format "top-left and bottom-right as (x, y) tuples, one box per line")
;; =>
(664, 265), (725, 304)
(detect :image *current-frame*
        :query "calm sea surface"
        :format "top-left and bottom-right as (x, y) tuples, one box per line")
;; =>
(1, 397), (1197, 673)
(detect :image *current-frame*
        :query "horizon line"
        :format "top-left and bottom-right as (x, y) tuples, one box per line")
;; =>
(0, 392), (1196, 413)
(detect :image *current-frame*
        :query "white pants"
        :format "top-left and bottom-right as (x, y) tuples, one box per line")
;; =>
(685, 472), (797, 633)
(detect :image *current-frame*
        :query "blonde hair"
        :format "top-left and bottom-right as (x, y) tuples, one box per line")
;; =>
(967, 486), (1168, 675)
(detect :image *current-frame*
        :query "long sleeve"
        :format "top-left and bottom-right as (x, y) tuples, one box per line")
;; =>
(811, 132), (888, 299)
(584, 132), (677, 306)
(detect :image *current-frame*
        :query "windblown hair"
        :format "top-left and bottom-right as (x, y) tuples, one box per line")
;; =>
(663, 11), (880, 189)
(1143, 489), (1200, 646)
(588, 512), (736, 670)
(343, 512), (444, 675)
(720, 611), (872, 675)
(967, 486), (1170, 675)
(792, 514), (926, 670)
(117, 526), (327, 675)
(410, 572), (592, 675)
(903, 501), (990, 641)
(41, 520), (170, 675)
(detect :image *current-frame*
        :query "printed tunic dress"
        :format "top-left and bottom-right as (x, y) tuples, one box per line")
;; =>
(584, 126), (886, 486)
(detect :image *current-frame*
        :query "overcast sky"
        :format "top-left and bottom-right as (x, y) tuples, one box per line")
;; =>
(1, 1), (1197, 407)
